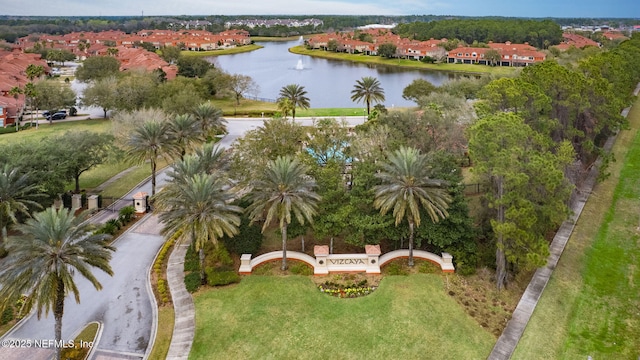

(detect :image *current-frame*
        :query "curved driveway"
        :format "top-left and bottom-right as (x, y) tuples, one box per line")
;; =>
(0, 215), (165, 360)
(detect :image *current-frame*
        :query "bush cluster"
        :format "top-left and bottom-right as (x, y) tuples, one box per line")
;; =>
(318, 279), (376, 298)
(184, 272), (201, 293)
(205, 269), (241, 287)
(152, 229), (181, 305)
(289, 262), (313, 275)
(384, 262), (409, 276)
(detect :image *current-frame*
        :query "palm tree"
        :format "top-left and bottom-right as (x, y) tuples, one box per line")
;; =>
(0, 207), (114, 360)
(192, 102), (226, 139)
(0, 165), (44, 245)
(246, 156), (320, 270)
(23, 82), (37, 128)
(194, 142), (229, 175)
(278, 84), (310, 120)
(276, 97), (294, 119)
(8, 86), (22, 129)
(351, 76), (385, 115)
(125, 120), (172, 196)
(167, 114), (203, 161)
(373, 147), (451, 266)
(155, 173), (242, 282)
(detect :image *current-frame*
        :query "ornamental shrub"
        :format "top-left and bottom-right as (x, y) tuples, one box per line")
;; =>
(118, 205), (135, 224)
(184, 244), (200, 272)
(222, 216), (263, 255)
(384, 262), (408, 276)
(184, 272), (201, 293)
(289, 262), (313, 275)
(205, 268), (241, 287)
(1, 306), (14, 325)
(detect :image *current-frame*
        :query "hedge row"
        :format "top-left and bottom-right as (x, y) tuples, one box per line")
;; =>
(152, 229), (182, 305)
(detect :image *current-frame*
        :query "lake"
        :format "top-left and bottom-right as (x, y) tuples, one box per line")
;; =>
(208, 40), (456, 108)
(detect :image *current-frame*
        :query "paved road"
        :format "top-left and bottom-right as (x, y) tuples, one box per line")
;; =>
(0, 215), (165, 360)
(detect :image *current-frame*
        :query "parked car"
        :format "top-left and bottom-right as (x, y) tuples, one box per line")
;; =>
(47, 111), (67, 120)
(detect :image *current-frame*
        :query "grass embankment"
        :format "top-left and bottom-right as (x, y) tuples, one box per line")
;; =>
(210, 98), (408, 118)
(191, 274), (494, 360)
(1, 118), (112, 145)
(148, 306), (175, 360)
(181, 44), (263, 57)
(289, 45), (516, 76)
(513, 97), (640, 358)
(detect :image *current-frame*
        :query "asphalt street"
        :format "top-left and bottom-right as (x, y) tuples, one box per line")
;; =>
(0, 215), (165, 360)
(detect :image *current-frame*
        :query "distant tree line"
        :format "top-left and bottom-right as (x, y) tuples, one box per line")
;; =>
(394, 19), (564, 48)
(2, 15), (637, 43)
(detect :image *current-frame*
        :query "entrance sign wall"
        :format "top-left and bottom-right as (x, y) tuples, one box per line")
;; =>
(239, 245), (455, 275)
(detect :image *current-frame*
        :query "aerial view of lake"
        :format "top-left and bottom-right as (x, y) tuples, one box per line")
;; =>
(209, 40), (456, 109)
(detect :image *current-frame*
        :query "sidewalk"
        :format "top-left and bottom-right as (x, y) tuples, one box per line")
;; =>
(165, 239), (195, 360)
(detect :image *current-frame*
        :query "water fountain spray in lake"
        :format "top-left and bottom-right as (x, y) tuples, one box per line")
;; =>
(295, 59), (304, 70)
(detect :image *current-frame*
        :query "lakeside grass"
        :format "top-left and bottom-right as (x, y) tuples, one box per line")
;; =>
(190, 274), (494, 360)
(513, 97), (640, 358)
(210, 98), (409, 118)
(289, 45), (517, 76)
(181, 44), (263, 57)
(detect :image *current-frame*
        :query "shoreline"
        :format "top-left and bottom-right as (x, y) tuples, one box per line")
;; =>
(288, 45), (516, 76)
(180, 44), (264, 57)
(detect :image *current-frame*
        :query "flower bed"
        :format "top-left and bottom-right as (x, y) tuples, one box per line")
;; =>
(318, 279), (377, 298)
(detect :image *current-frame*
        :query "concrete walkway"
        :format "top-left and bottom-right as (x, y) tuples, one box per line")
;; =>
(487, 87), (638, 358)
(165, 239), (195, 360)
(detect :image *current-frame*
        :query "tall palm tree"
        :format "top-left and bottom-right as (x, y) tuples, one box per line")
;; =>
(167, 114), (203, 161)
(246, 156), (320, 270)
(8, 86), (22, 129)
(0, 165), (44, 244)
(373, 147), (451, 266)
(351, 76), (385, 115)
(23, 82), (37, 128)
(192, 102), (226, 139)
(0, 207), (114, 360)
(125, 120), (172, 196)
(278, 84), (310, 120)
(155, 173), (242, 282)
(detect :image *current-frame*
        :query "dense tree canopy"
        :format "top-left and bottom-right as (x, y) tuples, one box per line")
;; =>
(394, 19), (563, 49)
(75, 55), (120, 82)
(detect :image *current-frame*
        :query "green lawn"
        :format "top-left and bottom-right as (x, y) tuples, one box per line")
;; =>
(181, 44), (263, 57)
(191, 274), (494, 360)
(289, 46), (517, 76)
(513, 98), (640, 358)
(1, 119), (112, 145)
(210, 98), (408, 118)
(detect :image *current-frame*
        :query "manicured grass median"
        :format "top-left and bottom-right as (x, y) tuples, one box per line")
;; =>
(514, 98), (640, 358)
(191, 275), (494, 360)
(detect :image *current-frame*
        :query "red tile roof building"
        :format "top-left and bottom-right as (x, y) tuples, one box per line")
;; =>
(554, 33), (600, 51)
(446, 41), (546, 67)
(0, 50), (49, 126)
(306, 30), (447, 60)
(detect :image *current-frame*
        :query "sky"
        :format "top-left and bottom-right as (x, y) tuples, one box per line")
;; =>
(2, 0), (639, 18)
